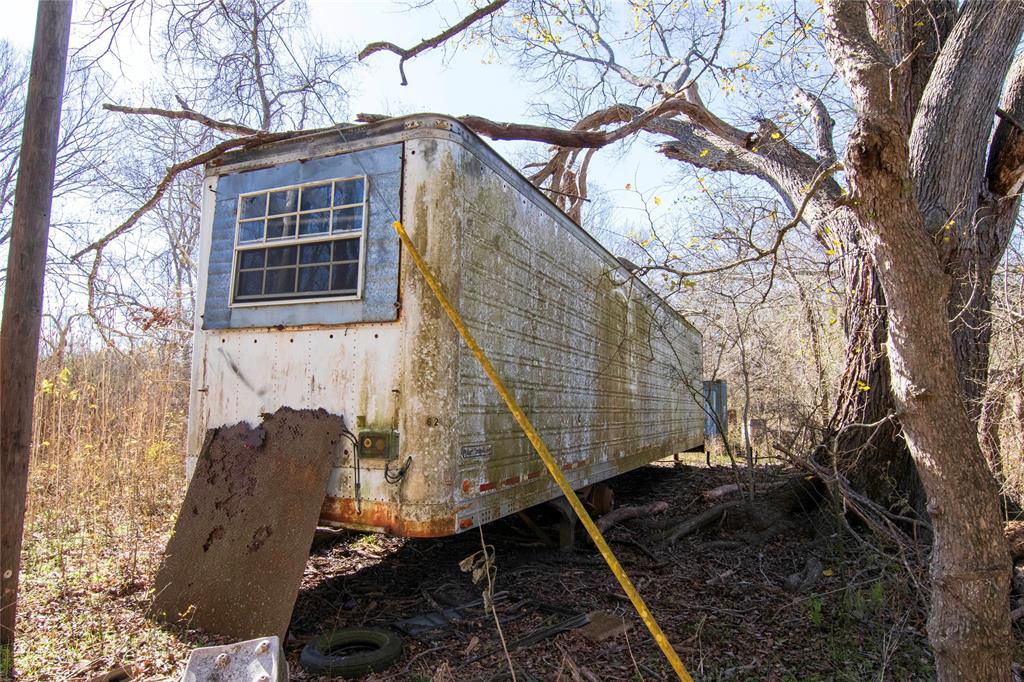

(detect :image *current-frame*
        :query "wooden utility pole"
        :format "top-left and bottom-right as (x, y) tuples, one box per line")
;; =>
(0, 2), (73, 677)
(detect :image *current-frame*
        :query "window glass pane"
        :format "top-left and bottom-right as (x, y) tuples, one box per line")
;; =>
(300, 183), (331, 211)
(239, 250), (265, 269)
(233, 177), (368, 303)
(299, 211), (330, 236)
(265, 268), (296, 295)
(237, 270), (263, 297)
(334, 178), (365, 206)
(268, 189), (298, 215)
(298, 265), (331, 292)
(333, 238), (360, 262)
(240, 193), (267, 219)
(332, 263), (358, 291)
(300, 242), (332, 264)
(239, 219), (264, 243)
(332, 206), (363, 233)
(266, 245), (297, 267)
(266, 215), (297, 240)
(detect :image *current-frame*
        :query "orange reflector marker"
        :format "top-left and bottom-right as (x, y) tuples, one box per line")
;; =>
(392, 220), (694, 682)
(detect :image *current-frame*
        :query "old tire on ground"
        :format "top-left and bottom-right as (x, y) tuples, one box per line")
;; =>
(299, 627), (402, 678)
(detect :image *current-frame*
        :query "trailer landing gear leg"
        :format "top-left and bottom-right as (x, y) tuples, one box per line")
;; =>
(549, 496), (577, 551)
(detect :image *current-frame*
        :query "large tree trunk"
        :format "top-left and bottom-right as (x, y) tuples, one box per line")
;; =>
(827, 0), (1019, 521)
(822, 1), (1023, 677)
(842, 110), (1012, 682)
(826, 244), (924, 521)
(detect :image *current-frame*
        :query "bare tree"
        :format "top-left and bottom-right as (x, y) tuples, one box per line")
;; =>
(0, 42), (110, 249)
(69, 0), (354, 334)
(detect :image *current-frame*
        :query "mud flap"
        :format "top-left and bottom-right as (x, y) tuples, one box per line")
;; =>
(151, 407), (345, 640)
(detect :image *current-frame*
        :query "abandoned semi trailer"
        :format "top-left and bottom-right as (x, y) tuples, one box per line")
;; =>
(188, 114), (704, 538)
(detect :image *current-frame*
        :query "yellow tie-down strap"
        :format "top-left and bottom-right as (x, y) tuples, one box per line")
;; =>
(392, 221), (694, 682)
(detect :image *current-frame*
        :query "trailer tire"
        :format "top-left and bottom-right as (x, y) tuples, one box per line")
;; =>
(299, 627), (402, 678)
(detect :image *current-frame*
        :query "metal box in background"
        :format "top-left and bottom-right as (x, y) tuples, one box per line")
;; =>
(703, 380), (727, 438)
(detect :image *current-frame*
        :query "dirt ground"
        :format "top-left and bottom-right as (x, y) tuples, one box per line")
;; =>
(18, 459), (941, 681)
(285, 460), (935, 682)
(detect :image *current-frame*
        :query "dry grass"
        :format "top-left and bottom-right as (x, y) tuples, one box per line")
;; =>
(8, 343), (1014, 680)
(14, 344), (213, 681)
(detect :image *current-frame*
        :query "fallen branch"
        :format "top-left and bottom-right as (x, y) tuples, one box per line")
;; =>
(72, 130), (302, 345)
(703, 483), (742, 501)
(660, 500), (744, 545)
(72, 132), (295, 263)
(358, 94), (749, 152)
(595, 500), (669, 532)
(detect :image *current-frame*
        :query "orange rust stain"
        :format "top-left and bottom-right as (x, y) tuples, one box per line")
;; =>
(502, 475), (521, 486)
(320, 497), (455, 537)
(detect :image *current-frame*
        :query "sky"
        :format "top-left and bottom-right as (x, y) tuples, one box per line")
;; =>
(0, 0), (684, 244)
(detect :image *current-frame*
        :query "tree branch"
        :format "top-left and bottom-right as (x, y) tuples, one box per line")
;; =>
(358, 0), (510, 85)
(988, 52), (1024, 200)
(909, 1), (1024, 231)
(102, 102), (260, 137)
(71, 131), (294, 262)
(821, 0), (895, 116)
(363, 91), (750, 152)
(639, 163), (842, 279)
(791, 86), (837, 165)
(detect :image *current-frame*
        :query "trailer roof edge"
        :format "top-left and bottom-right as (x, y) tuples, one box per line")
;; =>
(204, 113), (702, 340)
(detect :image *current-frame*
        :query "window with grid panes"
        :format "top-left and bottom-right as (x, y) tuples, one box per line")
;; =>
(232, 176), (367, 303)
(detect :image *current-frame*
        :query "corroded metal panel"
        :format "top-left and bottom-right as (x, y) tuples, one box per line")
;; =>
(400, 136), (704, 531)
(186, 323), (412, 516)
(153, 408), (344, 639)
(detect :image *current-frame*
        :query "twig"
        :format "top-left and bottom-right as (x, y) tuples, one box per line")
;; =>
(479, 525), (516, 682)
(623, 617), (644, 681)
(359, 0), (510, 85)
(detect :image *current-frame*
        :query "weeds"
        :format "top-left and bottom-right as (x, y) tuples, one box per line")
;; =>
(15, 344), (198, 680)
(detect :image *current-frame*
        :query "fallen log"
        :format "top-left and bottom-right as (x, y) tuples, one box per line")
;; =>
(660, 500), (745, 545)
(659, 474), (829, 546)
(703, 483), (742, 501)
(595, 500), (669, 532)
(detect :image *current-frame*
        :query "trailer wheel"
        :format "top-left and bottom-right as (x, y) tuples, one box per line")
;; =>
(299, 627), (403, 678)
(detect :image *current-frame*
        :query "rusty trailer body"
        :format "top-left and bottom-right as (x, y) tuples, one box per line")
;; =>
(188, 114), (704, 538)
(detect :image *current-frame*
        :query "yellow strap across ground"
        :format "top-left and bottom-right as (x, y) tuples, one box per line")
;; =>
(392, 220), (694, 682)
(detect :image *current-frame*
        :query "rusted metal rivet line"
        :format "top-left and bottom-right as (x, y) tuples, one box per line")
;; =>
(392, 220), (694, 682)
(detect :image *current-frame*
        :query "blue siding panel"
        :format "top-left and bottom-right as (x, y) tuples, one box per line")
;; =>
(203, 144), (403, 330)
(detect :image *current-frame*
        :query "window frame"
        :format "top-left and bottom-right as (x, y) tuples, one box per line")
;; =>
(228, 174), (369, 307)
